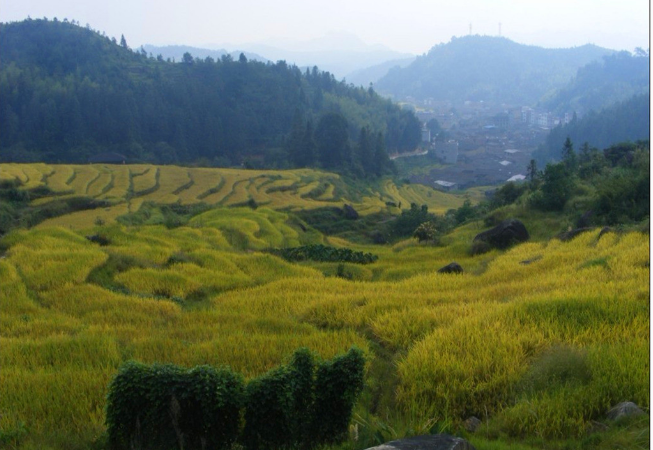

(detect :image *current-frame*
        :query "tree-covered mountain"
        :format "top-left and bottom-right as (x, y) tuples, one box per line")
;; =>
(534, 93), (650, 164)
(375, 35), (613, 105)
(541, 50), (649, 114)
(0, 18), (420, 175)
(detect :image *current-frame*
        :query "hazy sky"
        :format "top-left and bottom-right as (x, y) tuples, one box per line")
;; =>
(0, 0), (649, 54)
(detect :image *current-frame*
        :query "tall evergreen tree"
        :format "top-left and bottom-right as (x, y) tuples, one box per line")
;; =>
(357, 126), (374, 177)
(315, 112), (350, 170)
(301, 120), (317, 167)
(287, 110), (305, 167)
(562, 136), (577, 173)
(526, 159), (539, 186)
(373, 132), (393, 176)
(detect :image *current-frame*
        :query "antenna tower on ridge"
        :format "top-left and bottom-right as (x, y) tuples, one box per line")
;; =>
(469, 23), (472, 35)
(498, 22), (502, 36)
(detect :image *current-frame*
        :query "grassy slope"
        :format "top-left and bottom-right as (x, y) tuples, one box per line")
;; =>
(0, 164), (649, 449)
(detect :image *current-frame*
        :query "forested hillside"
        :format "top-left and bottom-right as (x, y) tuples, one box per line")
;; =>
(375, 35), (612, 104)
(0, 19), (421, 172)
(542, 50), (649, 114)
(535, 93), (650, 163)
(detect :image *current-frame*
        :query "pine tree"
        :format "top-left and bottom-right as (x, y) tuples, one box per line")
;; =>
(562, 136), (577, 173)
(357, 126), (374, 177)
(526, 159), (539, 186)
(287, 110), (305, 167)
(373, 132), (393, 176)
(301, 120), (317, 167)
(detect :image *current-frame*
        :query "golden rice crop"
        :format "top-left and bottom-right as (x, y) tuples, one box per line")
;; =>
(100, 165), (130, 200)
(178, 168), (222, 204)
(131, 166), (158, 194)
(68, 166), (100, 195)
(0, 164), (29, 183)
(86, 166), (113, 197)
(138, 165), (190, 203)
(46, 165), (75, 192)
(35, 202), (130, 230)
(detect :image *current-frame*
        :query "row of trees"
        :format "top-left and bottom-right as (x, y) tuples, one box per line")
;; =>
(0, 18), (421, 175)
(286, 111), (395, 176)
(534, 93), (649, 165)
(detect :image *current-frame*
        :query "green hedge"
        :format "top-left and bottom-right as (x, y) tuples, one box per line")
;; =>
(106, 362), (244, 450)
(106, 348), (365, 450)
(243, 347), (365, 450)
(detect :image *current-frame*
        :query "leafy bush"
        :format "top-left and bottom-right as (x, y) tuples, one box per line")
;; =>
(271, 244), (378, 264)
(392, 203), (435, 237)
(413, 221), (438, 243)
(106, 361), (244, 450)
(530, 162), (575, 211)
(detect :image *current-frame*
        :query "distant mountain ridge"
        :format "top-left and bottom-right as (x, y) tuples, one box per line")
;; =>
(142, 45), (268, 64)
(225, 32), (414, 80)
(375, 35), (614, 105)
(345, 57), (416, 88)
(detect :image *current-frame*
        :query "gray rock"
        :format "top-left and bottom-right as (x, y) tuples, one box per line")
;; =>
(343, 204), (359, 220)
(473, 219), (529, 250)
(606, 402), (645, 421)
(597, 226), (612, 240)
(556, 227), (593, 242)
(364, 434), (476, 450)
(519, 255), (542, 265)
(463, 417), (481, 433)
(438, 262), (464, 274)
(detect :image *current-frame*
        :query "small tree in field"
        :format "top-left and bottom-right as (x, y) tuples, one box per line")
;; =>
(413, 221), (438, 243)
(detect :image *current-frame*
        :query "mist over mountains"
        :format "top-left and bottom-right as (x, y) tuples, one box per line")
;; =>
(148, 32), (414, 83)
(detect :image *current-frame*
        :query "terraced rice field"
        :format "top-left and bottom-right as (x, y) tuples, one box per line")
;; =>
(0, 163), (648, 449)
(0, 163), (470, 229)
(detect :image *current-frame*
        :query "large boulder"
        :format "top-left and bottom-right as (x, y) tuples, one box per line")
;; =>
(606, 402), (645, 421)
(364, 434), (475, 450)
(438, 262), (464, 274)
(473, 219), (529, 251)
(343, 204), (359, 220)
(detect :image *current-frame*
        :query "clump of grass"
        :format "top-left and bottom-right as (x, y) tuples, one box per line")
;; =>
(518, 345), (592, 395)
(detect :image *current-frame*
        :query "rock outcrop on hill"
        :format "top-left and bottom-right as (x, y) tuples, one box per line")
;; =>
(472, 219), (529, 253)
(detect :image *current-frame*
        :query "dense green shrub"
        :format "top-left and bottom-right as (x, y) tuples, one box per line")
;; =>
(106, 361), (244, 450)
(271, 244), (378, 264)
(392, 203), (435, 237)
